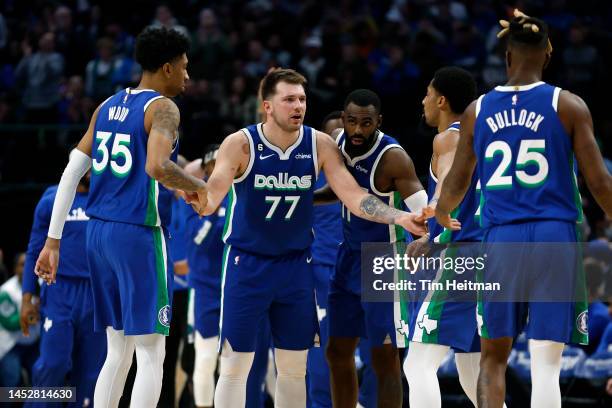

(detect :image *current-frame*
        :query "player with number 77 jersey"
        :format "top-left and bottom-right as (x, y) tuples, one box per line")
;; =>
(197, 69), (428, 408)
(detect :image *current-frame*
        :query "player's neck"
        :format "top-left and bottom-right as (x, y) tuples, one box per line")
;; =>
(437, 112), (460, 133)
(135, 74), (169, 97)
(261, 121), (300, 151)
(505, 67), (543, 87)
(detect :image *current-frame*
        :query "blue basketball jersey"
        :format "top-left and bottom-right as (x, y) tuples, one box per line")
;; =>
(428, 122), (483, 243)
(474, 82), (582, 227)
(223, 123), (317, 256)
(87, 88), (178, 227)
(337, 130), (408, 250)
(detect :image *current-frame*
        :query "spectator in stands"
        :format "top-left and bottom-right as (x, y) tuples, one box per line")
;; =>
(219, 75), (258, 131)
(189, 8), (232, 81)
(151, 4), (189, 37)
(244, 39), (271, 79)
(15, 32), (64, 124)
(563, 22), (600, 105)
(298, 36), (326, 86)
(0, 253), (39, 387)
(58, 75), (94, 124)
(52, 5), (88, 76)
(85, 37), (119, 103)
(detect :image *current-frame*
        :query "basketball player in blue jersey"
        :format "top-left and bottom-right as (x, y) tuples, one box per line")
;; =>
(34, 27), (207, 407)
(313, 89), (428, 408)
(21, 167), (106, 408)
(195, 69), (426, 408)
(403, 67), (484, 408)
(436, 11), (612, 408)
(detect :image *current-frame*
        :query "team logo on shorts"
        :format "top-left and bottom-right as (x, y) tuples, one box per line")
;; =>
(576, 311), (588, 335)
(158, 305), (171, 327)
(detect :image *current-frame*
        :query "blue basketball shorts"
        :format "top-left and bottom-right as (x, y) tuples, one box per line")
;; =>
(478, 220), (588, 345)
(219, 245), (318, 352)
(328, 243), (408, 348)
(87, 218), (173, 335)
(409, 244), (480, 352)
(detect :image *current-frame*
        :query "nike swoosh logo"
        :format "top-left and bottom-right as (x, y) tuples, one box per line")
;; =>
(259, 154), (274, 160)
(306, 257), (312, 263)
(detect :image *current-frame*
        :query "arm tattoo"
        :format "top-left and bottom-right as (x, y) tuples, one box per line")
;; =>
(158, 160), (204, 192)
(150, 99), (203, 192)
(359, 195), (404, 224)
(151, 99), (180, 143)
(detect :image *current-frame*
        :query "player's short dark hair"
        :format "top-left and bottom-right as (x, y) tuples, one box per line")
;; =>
(344, 89), (381, 114)
(260, 69), (307, 100)
(135, 26), (190, 72)
(431, 67), (477, 115)
(322, 111), (342, 128)
(507, 16), (549, 50)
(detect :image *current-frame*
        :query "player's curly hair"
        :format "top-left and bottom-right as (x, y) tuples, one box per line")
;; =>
(431, 67), (477, 115)
(344, 89), (382, 114)
(135, 27), (190, 72)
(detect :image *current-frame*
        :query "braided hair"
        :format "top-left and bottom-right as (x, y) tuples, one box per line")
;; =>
(497, 9), (552, 54)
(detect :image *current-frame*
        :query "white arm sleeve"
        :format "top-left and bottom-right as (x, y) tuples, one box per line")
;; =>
(47, 149), (91, 239)
(404, 189), (428, 213)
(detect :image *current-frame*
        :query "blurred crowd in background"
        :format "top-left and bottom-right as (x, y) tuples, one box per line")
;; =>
(0, 1), (611, 403)
(0, 0), (610, 263)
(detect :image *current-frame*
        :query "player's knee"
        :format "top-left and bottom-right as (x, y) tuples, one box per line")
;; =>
(326, 338), (356, 365)
(274, 349), (307, 378)
(371, 345), (400, 376)
(402, 355), (421, 383)
(218, 340), (254, 380)
(195, 334), (218, 376)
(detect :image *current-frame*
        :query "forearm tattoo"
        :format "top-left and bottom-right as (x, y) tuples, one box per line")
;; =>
(359, 194), (404, 224)
(158, 160), (203, 192)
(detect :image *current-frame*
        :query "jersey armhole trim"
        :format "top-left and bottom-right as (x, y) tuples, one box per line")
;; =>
(234, 128), (255, 183)
(552, 87), (561, 112)
(475, 94), (485, 118)
(143, 95), (165, 113)
(370, 144), (403, 197)
(312, 130), (319, 180)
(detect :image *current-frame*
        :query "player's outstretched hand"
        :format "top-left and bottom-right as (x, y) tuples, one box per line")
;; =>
(396, 212), (428, 236)
(20, 295), (40, 337)
(434, 207), (461, 231)
(35, 238), (59, 285)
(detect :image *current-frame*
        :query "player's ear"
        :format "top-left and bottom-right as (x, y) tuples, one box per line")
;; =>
(377, 114), (382, 128)
(162, 62), (172, 77)
(262, 99), (272, 113)
(437, 95), (446, 110)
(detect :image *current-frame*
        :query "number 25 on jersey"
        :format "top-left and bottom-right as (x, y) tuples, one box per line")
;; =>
(485, 139), (548, 189)
(92, 131), (133, 177)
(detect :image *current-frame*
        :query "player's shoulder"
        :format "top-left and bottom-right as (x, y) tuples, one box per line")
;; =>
(433, 128), (460, 151)
(223, 129), (250, 148)
(558, 89), (589, 111)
